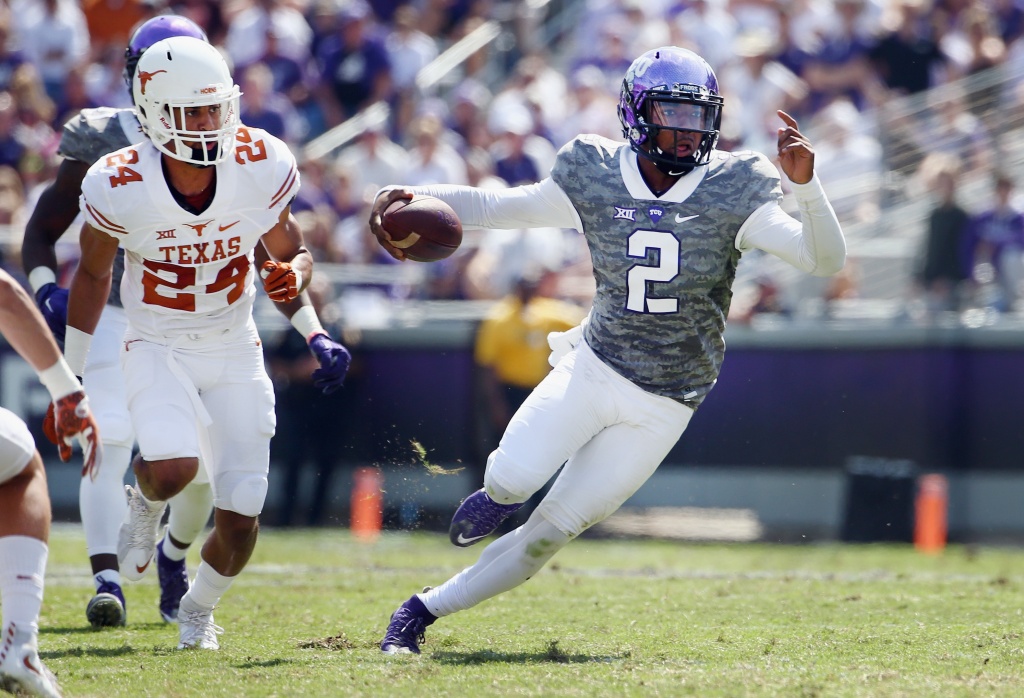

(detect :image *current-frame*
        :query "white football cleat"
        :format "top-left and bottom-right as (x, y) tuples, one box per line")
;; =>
(117, 485), (166, 581)
(0, 636), (63, 698)
(177, 609), (223, 650)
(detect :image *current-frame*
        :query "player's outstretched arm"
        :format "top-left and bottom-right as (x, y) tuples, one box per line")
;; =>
(738, 112), (845, 277)
(21, 160), (92, 343)
(0, 269), (102, 476)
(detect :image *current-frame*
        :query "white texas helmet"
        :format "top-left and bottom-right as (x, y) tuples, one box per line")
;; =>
(132, 36), (241, 166)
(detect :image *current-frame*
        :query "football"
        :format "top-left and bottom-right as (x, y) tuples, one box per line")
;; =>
(381, 195), (463, 262)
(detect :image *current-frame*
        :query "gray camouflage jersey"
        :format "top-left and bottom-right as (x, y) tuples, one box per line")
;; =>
(551, 135), (781, 408)
(59, 107), (143, 308)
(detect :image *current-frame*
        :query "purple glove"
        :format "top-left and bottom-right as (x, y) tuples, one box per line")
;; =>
(35, 283), (69, 346)
(307, 333), (351, 395)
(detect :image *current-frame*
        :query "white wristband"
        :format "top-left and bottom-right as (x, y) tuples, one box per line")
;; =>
(28, 267), (57, 294)
(38, 359), (82, 400)
(63, 326), (93, 377)
(289, 305), (325, 341)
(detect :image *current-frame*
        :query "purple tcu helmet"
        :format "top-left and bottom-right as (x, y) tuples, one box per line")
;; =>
(123, 15), (208, 94)
(618, 46), (724, 175)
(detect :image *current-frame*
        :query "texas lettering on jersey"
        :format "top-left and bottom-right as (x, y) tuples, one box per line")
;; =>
(158, 237), (242, 264)
(78, 126), (300, 339)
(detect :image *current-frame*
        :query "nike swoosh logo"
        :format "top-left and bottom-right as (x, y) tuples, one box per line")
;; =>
(136, 560), (150, 574)
(455, 533), (486, 545)
(219, 220), (240, 231)
(675, 214), (700, 223)
(23, 655), (41, 676)
(44, 298), (55, 312)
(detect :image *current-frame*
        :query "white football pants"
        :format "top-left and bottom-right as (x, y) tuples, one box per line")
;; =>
(423, 340), (693, 618)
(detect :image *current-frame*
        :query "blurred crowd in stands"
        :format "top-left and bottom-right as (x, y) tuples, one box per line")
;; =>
(1, 0), (1024, 327)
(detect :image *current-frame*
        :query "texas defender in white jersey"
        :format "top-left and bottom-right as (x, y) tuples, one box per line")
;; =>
(370, 47), (846, 654)
(66, 36), (314, 651)
(25, 18), (350, 630)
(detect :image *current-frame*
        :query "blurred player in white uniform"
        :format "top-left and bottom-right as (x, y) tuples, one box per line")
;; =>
(65, 36), (325, 651)
(0, 268), (101, 697)
(369, 46), (847, 653)
(21, 16), (350, 629)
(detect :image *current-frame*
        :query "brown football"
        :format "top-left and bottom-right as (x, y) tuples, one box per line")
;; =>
(381, 195), (463, 262)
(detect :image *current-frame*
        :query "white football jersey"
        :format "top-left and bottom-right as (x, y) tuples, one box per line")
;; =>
(79, 126), (300, 340)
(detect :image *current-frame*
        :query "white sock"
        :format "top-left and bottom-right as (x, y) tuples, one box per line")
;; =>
(79, 444), (132, 557)
(421, 516), (571, 617)
(180, 561), (233, 613)
(93, 570), (122, 589)
(159, 532), (188, 562)
(0, 536), (48, 637)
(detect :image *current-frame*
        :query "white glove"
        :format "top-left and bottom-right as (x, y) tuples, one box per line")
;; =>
(547, 312), (590, 367)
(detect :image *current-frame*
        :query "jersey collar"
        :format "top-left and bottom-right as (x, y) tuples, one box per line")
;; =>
(619, 146), (707, 203)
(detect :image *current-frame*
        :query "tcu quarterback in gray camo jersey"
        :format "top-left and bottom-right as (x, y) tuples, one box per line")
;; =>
(369, 46), (845, 655)
(552, 137), (782, 405)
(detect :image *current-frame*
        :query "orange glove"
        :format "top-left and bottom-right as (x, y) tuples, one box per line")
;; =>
(44, 391), (102, 480)
(260, 260), (300, 303)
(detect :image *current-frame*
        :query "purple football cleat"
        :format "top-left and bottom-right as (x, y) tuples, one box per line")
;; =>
(86, 580), (126, 628)
(448, 488), (523, 547)
(156, 538), (190, 623)
(380, 595), (436, 655)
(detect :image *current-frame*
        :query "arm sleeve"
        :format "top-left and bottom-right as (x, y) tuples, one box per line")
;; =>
(735, 174), (846, 277)
(398, 178), (583, 232)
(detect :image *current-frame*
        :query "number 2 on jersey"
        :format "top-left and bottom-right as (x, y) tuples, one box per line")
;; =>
(626, 229), (679, 313)
(107, 149), (142, 188)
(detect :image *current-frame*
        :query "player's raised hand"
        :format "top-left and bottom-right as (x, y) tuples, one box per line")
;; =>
(776, 110), (814, 185)
(260, 260), (300, 303)
(46, 390), (102, 480)
(307, 333), (351, 394)
(368, 188), (414, 261)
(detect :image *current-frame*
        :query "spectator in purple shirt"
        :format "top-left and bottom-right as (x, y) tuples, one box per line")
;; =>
(964, 172), (1024, 312)
(314, 0), (393, 127)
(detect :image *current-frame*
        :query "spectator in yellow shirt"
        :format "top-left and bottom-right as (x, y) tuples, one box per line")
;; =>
(473, 268), (586, 497)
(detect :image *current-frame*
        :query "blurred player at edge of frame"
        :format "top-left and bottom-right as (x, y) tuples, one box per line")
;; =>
(65, 34), (335, 650)
(0, 268), (101, 697)
(21, 16), (350, 629)
(369, 46), (846, 654)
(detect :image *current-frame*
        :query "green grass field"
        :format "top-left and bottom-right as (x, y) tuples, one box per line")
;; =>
(30, 526), (1024, 697)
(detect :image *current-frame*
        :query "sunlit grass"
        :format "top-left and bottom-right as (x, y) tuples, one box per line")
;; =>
(35, 527), (1024, 697)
